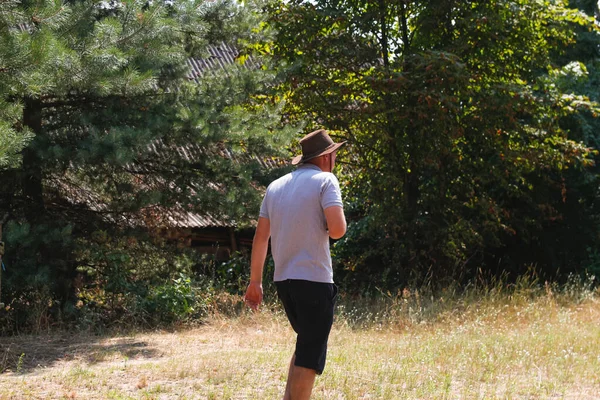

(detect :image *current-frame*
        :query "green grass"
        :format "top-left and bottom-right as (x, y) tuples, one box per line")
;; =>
(1, 280), (599, 399)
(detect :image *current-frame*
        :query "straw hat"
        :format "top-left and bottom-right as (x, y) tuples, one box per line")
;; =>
(291, 129), (346, 165)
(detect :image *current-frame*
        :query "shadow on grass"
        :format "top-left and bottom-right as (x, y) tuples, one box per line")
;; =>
(0, 334), (162, 374)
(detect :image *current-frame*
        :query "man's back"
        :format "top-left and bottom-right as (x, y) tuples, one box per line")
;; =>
(245, 130), (347, 398)
(260, 164), (343, 283)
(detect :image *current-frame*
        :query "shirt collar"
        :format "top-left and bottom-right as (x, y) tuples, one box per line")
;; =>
(298, 164), (322, 172)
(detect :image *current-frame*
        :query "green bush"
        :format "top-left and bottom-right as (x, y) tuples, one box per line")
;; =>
(145, 273), (198, 324)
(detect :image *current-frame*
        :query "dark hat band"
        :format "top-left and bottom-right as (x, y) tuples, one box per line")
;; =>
(291, 129), (346, 165)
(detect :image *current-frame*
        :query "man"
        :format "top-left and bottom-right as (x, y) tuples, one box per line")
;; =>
(244, 129), (347, 400)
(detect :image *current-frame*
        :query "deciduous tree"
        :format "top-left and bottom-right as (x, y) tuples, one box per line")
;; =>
(264, 0), (599, 288)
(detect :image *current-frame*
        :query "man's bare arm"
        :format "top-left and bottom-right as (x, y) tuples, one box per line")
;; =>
(324, 206), (346, 239)
(244, 217), (270, 310)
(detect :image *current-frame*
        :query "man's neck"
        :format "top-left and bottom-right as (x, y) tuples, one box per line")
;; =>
(305, 159), (330, 172)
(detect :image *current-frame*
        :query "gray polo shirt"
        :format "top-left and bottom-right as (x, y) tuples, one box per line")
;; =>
(259, 164), (344, 283)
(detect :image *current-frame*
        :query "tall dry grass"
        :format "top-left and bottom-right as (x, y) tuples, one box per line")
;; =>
(0, 275), (598, 399)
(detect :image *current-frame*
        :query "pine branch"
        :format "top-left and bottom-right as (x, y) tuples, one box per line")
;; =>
(40, 92), (163, 109)
(31, 5), (65, 26)
(116, 5), (163, 46)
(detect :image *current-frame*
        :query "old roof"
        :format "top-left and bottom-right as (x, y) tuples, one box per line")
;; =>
(51, 43), (286, 229)
(186, 43), (261, 81)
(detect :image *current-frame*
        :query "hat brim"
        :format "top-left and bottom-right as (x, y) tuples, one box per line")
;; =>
(291, 141), (346, 165)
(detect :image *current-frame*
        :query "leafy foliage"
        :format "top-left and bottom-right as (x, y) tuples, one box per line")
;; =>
(264, 0), (600, 289)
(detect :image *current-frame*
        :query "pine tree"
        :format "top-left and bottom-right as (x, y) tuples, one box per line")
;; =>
(0, 0), (34, 169)
(0, 0), (294, 328)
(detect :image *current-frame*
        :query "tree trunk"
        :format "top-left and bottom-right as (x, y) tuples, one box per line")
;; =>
(399, 0), (410, 56)
(21, 98), (45, 220)
(0, 213), (8, 307)
(228, 227), (238, 253)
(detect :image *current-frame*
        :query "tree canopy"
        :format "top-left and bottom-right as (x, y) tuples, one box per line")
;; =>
(1, 0), (600, 332)
(261, 0), (600, 288)
(0, 0), (296, 331)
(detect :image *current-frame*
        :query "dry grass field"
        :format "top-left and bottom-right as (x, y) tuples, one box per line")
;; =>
(1, 283), (599, 399)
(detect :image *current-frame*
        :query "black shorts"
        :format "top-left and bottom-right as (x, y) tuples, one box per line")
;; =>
(275, 279), (338, 375)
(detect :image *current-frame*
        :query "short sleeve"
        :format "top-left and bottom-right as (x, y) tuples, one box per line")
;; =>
(321, 174), (343, 210)
(259, 191), (269, 219)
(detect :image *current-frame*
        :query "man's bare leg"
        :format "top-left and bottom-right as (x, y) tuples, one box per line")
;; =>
(283, 354), (295, 400)
(283, 353), (317, 400)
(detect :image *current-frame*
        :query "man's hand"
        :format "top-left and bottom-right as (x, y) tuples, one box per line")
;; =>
(245, 217), (270, 311)
(244, 281), (263, 311)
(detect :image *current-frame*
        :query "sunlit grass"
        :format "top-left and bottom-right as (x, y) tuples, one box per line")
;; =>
(1, 277), (599, 399)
